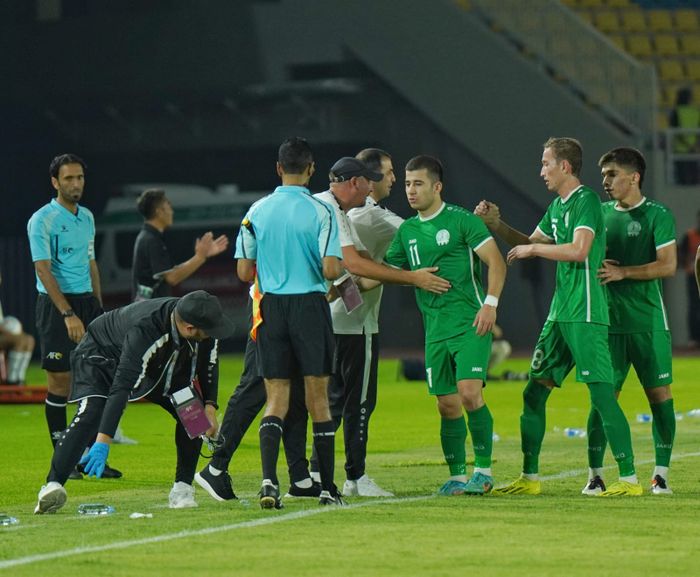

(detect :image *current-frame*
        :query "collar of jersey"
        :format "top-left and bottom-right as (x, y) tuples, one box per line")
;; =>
(613, 196), (646, 212)
(560, 185), (583, 204)
(418, 201), (446, 222)
(51, 198), (82, 218)
(274, 185), (310, 195)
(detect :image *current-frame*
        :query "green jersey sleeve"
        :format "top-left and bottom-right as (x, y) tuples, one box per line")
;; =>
(653, 203), (676, 249)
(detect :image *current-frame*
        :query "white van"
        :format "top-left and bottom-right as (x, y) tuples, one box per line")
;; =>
(95, 183), (265, 342)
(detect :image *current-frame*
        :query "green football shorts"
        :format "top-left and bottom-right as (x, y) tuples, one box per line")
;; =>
(608, 331), (673, 391)
(424, 328), (492, 396)
(529, 320), (613, 386)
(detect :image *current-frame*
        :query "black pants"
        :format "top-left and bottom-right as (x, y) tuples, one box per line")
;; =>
(46, 388), (201, 485)
(313, 333), (379, 481)
(210, 313), (310, 484)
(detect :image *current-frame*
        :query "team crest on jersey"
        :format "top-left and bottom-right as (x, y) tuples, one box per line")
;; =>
(436, 229), (450, 246)
(627, 221), (641, 237)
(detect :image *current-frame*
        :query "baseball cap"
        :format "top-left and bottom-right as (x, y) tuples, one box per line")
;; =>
(176, 290), (235, 340)
(329, 157), (383, 183)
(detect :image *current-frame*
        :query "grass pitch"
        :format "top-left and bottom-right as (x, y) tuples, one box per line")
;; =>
(1, 355), (700, 576)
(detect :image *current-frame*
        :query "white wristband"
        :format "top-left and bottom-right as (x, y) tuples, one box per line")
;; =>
(484, 295), (499, 308)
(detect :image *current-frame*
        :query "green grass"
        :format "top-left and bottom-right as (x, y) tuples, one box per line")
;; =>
(1, 355), (700, 576)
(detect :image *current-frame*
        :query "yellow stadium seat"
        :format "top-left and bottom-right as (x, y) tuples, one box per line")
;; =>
(621, 10), (647, 33)
(559, 0), (577, 6)
(674, 10), (699, 32)
(576, 10), (593, 26)
(453, 0), (471, 10)
(680, 34), (700, 57)
(655, 35), (679, 57)
(578, 0), (603, 7)
(626, 34), (653, 58)
(687, 60), (700, 81)
(594, 10), (619, 32)
(647, 10), (673, 32)
(605, 0), (631, 7)
(658, 60), (686, 82)
(657, 113), (669, 131)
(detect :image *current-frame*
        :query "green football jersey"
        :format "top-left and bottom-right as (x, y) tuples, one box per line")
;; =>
(602, 197), (676, 334)
(385, 203), (493, 343)
(536, 185), (609, 325)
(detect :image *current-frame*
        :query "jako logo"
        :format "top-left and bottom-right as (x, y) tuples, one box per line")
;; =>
(581, 370), (590, 376)
(471, 366), (483, 372)
(46, 352), (63, 360)
(658, 372), (670, 379)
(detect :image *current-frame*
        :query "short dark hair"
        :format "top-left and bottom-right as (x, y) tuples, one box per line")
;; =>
(356, 148), (391, 173)
(49, 153), (86, 179)
(598, 147), (646, 189)
(136, 188), (167, 219)
(543, 137), (582, 177)
(405, 155), (444, 183)
(278, 137), (313, 174)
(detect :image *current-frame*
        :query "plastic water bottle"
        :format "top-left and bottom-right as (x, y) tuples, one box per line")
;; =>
(0, 513), (19, 526)
(564, 428), (586, 438)
(687, 409), (700, 418)
(636, 413), (652, 423)
(78, 503), (115, 516)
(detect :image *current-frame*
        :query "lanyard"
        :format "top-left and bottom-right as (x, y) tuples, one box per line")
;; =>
(163, 313), (199, 397)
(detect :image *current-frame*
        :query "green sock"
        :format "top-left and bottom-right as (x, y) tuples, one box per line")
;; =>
(650, 398), (675, 467)
(586, 406), (607, 469)
(588, 382), (635, 477)
(467, 404), (493, 468)
(520, 379), (551, 475)
(440, 416), (467, 476)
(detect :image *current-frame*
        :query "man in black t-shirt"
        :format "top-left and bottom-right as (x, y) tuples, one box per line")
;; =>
(132, 189), (228, 300)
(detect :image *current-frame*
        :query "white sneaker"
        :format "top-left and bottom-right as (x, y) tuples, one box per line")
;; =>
(581, 475), (606, 496)
(169, 482), (198, 508)
(349, 474), (394, 497)
(113, 426), (138, 445)
(34, 482), (67, 514)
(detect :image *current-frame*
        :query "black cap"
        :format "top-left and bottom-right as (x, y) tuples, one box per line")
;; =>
(329, 157), (383, 183)
(176, 290), (235, 340)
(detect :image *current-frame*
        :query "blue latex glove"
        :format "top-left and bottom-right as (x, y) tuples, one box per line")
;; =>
(79, 442), (110, 478)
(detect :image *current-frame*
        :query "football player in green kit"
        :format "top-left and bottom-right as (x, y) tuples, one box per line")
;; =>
(476, 137), (642, 497)
(385, 155), (506, 495)
(582, 147), (677, 496)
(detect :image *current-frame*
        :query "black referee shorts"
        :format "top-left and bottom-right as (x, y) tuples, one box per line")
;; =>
(257, 292), (334, 379)
(36, 293), (103, 372)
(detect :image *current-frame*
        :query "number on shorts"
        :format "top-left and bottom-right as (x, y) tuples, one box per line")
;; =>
(531, 348), (544, 370)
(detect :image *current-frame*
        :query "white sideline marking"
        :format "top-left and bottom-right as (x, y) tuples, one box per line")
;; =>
(4, 451), (700, 570)
(0, 496), (431, 570)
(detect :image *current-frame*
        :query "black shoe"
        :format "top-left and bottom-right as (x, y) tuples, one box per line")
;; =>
(259, 483), (283, 510)
(285, 481), (322, 498)
(194, 466), (237, 501)
(68, 467), (83, 480)
(319, 485), (346, 506)
(76, 462), (123, 479)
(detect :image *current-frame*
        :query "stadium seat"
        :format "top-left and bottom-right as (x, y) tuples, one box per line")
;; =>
(657, 113), (669, 131)
(578, 0), (604, 7)
(674, 9), (699, 31)
(647, 10), (674, 32)
(680, 33), (700, 56)
(658, 60), (686, 82)
(693, 83), (700, 104)
(454, 0), (471, 11)
(626, 34), (653, 58)
(687, 60), (700, 81)
(608, 34), (626, 51)
(655, 34), (680, 56)
(576, 10), (593, 26)
(621, 10), (647, 32)
(594, 10), (620, 32)
(605, 0), (631, 7)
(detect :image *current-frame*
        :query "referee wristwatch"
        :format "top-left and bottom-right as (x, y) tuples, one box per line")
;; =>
(62, 309), (75, 318)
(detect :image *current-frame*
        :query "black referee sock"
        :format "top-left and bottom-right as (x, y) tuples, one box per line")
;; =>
(45, 392), (68, 448)
(259, 416), (283, 486)
(312, 420), (336, 493)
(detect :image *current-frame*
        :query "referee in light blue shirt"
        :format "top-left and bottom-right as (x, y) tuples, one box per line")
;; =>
(235, 136), (346, 508)
(26, 154), (116, 477)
